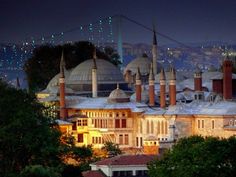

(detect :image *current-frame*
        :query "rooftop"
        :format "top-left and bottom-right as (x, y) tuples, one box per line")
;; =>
(93, 154), (157, 166)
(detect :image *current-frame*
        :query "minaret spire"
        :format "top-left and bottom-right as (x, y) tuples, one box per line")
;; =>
(60, 50), (66, 78)
(16, 76), (20, 89)
(152, 25), (157, 76)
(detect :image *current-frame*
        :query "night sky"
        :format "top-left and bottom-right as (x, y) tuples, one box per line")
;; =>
(1, 0), (236, 45)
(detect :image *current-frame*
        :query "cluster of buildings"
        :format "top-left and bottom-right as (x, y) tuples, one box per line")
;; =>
(37, 31), (236, 157)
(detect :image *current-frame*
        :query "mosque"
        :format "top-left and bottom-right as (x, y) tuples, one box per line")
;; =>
(38, 31), (236, 155)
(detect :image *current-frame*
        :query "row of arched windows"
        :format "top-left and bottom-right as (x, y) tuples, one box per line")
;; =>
(140, 120), (168, 135)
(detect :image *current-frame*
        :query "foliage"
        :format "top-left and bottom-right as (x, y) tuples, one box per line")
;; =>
(0, 80), (63, 176)
(24, 41), (120, 92)
(148, 136), (236, 177)
(60, 134), (94, 171)
(101, 141), (122, 157)
(20, 165), (60, 177)
(61, 165), (82, 177)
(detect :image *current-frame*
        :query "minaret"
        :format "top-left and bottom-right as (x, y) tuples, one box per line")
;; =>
(136, 67), (142, 102)
(169, 66), (176, 106)
(152, 28), (157, 76)
(59, 50), (67, 120)
(160, 68), (166, 108)
(194, 66), (202, 91)
(16, 76), (20, 89)
(223, 55), (233, 100)
(149, 63), (155, 106)
(92, 48), (98, 98)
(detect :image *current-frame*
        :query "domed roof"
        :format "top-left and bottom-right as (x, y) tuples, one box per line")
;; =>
(108, 86), (130, 103)
(68, 59), (124, 84)
(124, 56), (162, 75)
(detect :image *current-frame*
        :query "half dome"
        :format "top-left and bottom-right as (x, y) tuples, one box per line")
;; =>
(124, 56), (162, 75)
(108, 87), (130, 103)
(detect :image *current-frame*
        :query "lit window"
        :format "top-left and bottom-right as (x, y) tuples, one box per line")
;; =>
(201, 120), (204, 129)
(212, 120), (215, 129)
(77, 134), (83, 143)
(119, 134), (123, 144)
(125, 134), (129, 145)
(198, 120), (201, 129)
(122, 119), (126, 128)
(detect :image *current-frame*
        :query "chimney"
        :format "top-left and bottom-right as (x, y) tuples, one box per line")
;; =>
(149, 63), (155, 106)
(194, 66), (202, 91)
(59, 50), (67, 120)
(136, 67), (142, 102)
(160, 68), (166, 108)
(223, 55), (233, 100)
(152, 28), (157, 76)
(92, 48), (98, 98)
(169, 66), (176, 106)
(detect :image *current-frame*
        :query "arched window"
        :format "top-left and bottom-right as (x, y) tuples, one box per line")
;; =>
(147, 120), (150, 134)
(165, 121), (168, 134)
(140, 120), (143, 134)
(161, 121), (164, 134)
(157, 121), (160, 135)
(151, 121), (154, 134)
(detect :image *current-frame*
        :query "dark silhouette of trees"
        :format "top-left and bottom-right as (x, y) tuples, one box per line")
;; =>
(148, 136), (236, 177)
(24, 41), (120, 92)
(0, 80), (63, 176)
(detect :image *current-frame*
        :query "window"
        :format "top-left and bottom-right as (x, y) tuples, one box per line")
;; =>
(124, 134), (129, 145)
(161, 121), (164, 134)
(122, 119), (126, 128)
(212, 120), (215, 129)
(92, 137), (95, 143)
(165, 121), (168, 134)
(151, 121), (154, 134)
(201, 120), (204, 129)
(115, 119), (120, 128)
(136, 137), (139, 147)
(77, 134), (83, 143)
(72, 122), (77, 130)
(140, 137), (143, 147)
(140, 121), (143, 134)
(98, 137), (102, 144)
(82, 119), (87, 126)
(119, 134), (123, 144)
(157, 121), (160, 134)
(95, 119), (98, 128)
(146, 120), (149, 134)
(198, 120), (201, 129)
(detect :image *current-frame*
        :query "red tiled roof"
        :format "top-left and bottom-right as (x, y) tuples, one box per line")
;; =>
(94, 154), (158, 166)
(82, 170), (105, 177)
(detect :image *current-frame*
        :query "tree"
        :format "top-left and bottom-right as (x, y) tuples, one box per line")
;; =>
(104, 46), (122, 67)
(24, 41), (120, 92)
(101, 141), (122, 157)
(20, 165), (60, 177)
(0, 80), (63, 176)
(148, 136), (236, 177)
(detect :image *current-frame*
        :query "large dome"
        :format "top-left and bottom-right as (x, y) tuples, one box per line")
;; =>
(124, 56), (162, 75)
(68, 59), (124, 84)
